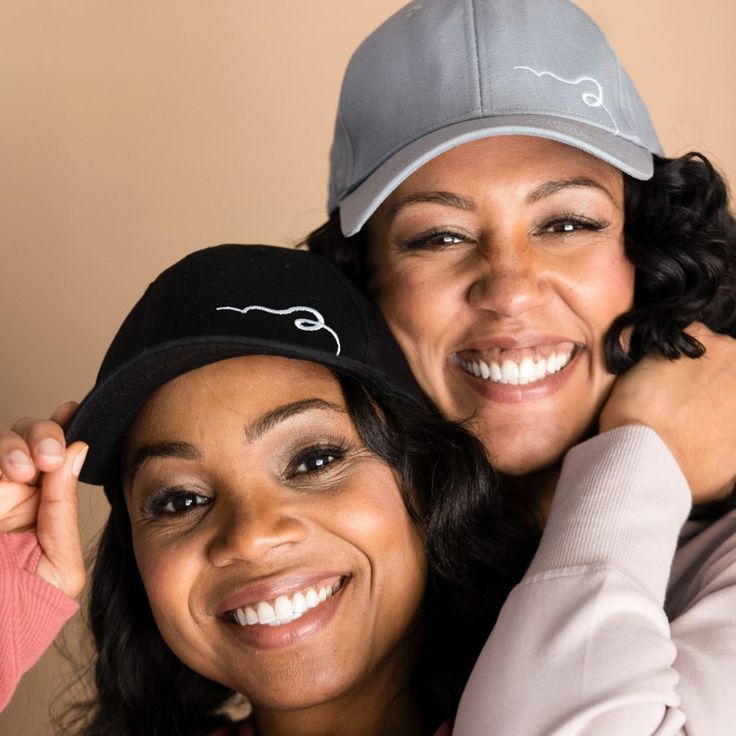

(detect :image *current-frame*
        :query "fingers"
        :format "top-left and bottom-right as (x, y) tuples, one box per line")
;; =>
(7, 416), (69, 477)
(683, 321), (712, 339)
(0, 481), (41, 533)
(0, 423), (39, 483)
(601, 327), (736, 504)
(35, 442), (88, 598)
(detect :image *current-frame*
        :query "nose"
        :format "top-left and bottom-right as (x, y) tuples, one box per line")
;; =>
(207, 487), (308, 567)
(467, 241), (549, 318)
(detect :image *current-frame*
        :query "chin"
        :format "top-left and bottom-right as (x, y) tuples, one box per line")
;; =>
(482, 434), (571, 479)
(232, 661), (357, 713)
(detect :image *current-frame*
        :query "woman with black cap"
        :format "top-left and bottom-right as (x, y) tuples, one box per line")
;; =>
(0, 243), (519, 734)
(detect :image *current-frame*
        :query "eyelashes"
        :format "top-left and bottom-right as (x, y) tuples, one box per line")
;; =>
(397, 214), (609, 251)
(400, 227), (470, 250)
(139, 442), (352, 520)
(286, 443), (349, 478)
(143, 487), (211, 518)
(536, 213), (609, 235)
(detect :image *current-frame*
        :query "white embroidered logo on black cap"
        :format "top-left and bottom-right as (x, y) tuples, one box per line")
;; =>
(513, 65), (619, 135)
(216, 304), (342, 356)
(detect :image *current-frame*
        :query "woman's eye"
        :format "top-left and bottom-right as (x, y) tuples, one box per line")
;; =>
(146, 489), (211, 518)
(401, 229), (470, 250)
(537, 216), (606, 235)
(289, 446), (347, 476)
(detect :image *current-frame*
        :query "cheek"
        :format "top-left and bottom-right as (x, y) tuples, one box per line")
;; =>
(133, 536), (198, 640)
(369, 237), (442, 333)
(609, 252), (636, 310)
(562, 239), (635, 339)
(370, 257), (458, 369)
(371, 262), (424, 331)
(330, 475), (427, 603)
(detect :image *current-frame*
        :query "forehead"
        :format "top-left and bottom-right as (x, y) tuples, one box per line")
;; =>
(128, 355), (344, 441)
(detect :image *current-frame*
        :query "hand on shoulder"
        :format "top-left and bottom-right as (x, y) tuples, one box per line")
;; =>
(600, 324), (736, 504)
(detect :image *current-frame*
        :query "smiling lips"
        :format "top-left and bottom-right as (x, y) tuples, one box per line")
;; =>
(228, 576), (345, 628)
(453, 341), (579, 386)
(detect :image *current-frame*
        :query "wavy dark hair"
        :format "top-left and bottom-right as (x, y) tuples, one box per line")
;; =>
(307, 153), (736, 371)
(59, 373), (537, 735)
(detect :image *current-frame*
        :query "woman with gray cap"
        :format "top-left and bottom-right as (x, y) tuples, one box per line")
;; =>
(305, 0), (736, 733)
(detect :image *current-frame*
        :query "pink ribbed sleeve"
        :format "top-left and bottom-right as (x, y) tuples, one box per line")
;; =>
(0, 532), (79, 711)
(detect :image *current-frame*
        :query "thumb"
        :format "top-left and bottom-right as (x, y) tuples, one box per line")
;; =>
(35, 442), (88, 598)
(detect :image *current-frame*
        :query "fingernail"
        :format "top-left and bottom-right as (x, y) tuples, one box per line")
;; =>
(37, 438), (64, 460)
(8, 449), (34, 468)
(72, 446), (89, 478)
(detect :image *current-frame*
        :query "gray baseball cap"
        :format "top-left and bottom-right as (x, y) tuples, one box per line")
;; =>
(328, 0), (662, 237)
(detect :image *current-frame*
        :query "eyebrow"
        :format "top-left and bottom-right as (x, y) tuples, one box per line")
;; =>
(385, 191), (476, 224)
(127, 398), (345, 481)
(128, 441), (201, 481)
(243, 398), (345, 442)
(526, 177), (618, 205)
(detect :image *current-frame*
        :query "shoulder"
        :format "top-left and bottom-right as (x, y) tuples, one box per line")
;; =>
(668, 505), (736, 617)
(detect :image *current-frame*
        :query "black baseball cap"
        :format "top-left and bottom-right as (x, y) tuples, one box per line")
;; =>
(65, 244), (427, 487)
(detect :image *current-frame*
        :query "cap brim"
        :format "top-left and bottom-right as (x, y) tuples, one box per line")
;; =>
(66, 337), (425, 487)
(339, 114), (655, 237)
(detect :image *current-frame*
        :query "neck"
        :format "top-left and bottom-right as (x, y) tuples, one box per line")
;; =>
(253, 682), (427, 736)
(504, 463), (561, 527)
(251, 642), (429, 736)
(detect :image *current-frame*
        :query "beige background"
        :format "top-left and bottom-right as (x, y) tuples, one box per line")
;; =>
(1, 1), (734, 733)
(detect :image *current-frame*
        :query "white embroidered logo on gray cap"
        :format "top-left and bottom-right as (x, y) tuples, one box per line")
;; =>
(216, 304), (342, 356)
(513, 65), (620, 135)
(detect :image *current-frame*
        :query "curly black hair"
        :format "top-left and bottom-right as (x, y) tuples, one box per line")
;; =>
(608, 153), (736, 370)
(307, 153), (736, 373)
(58, 374), (537, 735)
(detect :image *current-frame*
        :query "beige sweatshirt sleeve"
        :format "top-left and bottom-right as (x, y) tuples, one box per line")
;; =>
(665, 506), (736, 733)
(454, 426), (694, 736)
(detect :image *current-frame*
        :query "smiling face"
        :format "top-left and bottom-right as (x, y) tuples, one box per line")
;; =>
(367, 136), (634, 485)
(122, 355), (426, 723)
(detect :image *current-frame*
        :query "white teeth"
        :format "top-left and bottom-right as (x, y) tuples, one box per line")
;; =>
(256, 601), (275, 625)
(519, 357), (535, 385)
(231, 579), (343, 627)
(458, 347), (576, 386)
(305, 588), (319, 608)
(293, 591), (307, 614)
(501, 360), (519, 383)
(274, 595), (293, 622)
